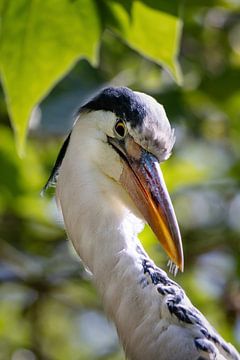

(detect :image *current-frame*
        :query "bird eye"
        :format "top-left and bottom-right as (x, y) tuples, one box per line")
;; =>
(114, 120), (127, 139)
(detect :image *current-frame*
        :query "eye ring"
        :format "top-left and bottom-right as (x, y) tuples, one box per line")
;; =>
(114, 119), (127, 139)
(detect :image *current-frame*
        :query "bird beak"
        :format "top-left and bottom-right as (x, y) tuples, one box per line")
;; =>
(108, 136), (184, 271)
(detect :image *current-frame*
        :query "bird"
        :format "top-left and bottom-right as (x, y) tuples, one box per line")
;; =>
(43, 86), (240, 360)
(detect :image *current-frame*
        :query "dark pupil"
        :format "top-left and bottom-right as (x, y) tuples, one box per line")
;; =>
(116, 122), (125, 137)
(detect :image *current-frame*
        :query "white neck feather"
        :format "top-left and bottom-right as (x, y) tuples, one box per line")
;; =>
(56, 120), (169, 359)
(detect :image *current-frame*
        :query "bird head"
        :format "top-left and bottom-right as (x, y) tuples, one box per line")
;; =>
(44, 86), (184, 271)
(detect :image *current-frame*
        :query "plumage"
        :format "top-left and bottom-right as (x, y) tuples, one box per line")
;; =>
(44, 86), (240, 360)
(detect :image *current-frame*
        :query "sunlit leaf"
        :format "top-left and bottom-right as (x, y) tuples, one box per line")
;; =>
(0, 0), (100, 154)
(101, 0), (182, 83)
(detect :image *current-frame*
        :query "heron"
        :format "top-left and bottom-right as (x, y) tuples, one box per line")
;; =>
(43, 86), (240, 360)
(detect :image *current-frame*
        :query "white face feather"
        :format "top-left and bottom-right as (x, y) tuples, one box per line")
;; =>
(74, 110), (124, 183)
(79, 91), (175, 164)
(71, 92), (175, 188)
(69, 111), (142, 219)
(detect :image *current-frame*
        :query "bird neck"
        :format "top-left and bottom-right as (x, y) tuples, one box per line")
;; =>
(59, 172), (160, 338)
(57, 142), (169, 357)
(59, 163), (151, 293)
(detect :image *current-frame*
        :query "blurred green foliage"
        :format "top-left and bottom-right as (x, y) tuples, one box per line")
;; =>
(0, 0), (240, 359)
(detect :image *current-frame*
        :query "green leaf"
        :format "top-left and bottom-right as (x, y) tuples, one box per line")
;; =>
(0, 0), (100, 155)
(101, 0), (182, 84)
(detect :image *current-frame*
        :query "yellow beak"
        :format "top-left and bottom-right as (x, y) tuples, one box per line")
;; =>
(108, 135), (184, 271)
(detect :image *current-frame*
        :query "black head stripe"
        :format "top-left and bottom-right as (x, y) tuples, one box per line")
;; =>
(41, 132), (71, 194)
(80, 86), (147, 128)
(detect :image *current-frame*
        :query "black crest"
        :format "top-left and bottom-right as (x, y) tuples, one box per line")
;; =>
(81, 86), (147, 128)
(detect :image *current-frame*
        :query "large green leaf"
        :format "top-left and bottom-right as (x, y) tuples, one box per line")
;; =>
(101, 0), (182, 83)
(0, 0), (100, 154)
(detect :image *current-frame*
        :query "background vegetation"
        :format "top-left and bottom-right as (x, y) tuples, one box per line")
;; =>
(0, 0), (240, 359)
